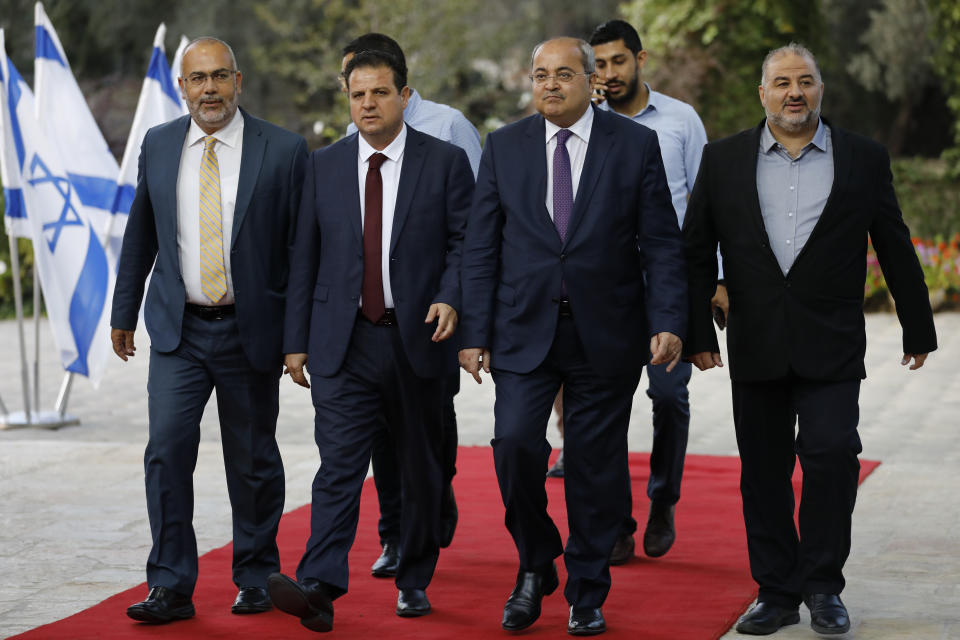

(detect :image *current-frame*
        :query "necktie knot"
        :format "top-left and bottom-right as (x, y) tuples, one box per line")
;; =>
(368, 152), (388, 170)
(556, 129), (572, 147)
(203, 135), (217, 151)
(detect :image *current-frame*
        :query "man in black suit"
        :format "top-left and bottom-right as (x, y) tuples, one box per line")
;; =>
(460, 37), (687, 635)
(112, 37), (307, 623)
(683, 43), (937, 636)
(266, 50), (473, 631)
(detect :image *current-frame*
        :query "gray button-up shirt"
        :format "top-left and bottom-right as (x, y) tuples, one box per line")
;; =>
(757, 119), (833, 275)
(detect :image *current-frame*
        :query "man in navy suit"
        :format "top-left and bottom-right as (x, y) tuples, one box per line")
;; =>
(266, 50), (474, 631)
(111, 37), (307, 623)
(459, 37), (687, 635)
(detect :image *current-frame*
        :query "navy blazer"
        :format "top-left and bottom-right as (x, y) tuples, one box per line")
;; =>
(111, 109), (308, 372)
(683, 119), (938, 381)
(283, 127), (474, 379)
(460, 106), (688, 377)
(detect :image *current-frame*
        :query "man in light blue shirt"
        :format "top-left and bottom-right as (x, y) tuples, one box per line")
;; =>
(340, 33), (481, 580)
(584, 19), (708, 565)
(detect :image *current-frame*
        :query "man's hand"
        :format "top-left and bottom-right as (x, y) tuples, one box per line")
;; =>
(901, 352), (929, 370)
(711, 283), (729, 329)
(459, 347), (491, 384)
(111, 328), (136, 361)
(426, 303), (458, 342)
(284, 353), (310, 388)
(591, 78), (608, 104)
(649, 331), (684, 372)
(689, 351), (724, 371)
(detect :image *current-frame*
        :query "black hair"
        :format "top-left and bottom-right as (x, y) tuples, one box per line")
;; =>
(343, 49), (408, 92)
(588, 19), (643, 54)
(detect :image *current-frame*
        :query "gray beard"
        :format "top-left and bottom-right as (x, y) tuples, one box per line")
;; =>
(766, 100), (821, 133)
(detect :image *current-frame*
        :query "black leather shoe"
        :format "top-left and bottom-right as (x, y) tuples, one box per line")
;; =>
(734, 602), (800, 635)
(546, 450), (565, 478)
(439, 484), (458, 548)
(126, 586), (195, 624)
(267, 573), (334, 632)
(371, 542), (401, 578)
(804, 593), (850, 634)
(568, 607), (606, 635)
(502, 562), (559, 631)
(609, 533), (635, 566)
(642, 502), (676, 557)
(231, 586), (272, 614)
(396, 588), (431, 617)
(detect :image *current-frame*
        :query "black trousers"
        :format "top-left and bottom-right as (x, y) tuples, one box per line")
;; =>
(370, 372), (460, 545)
(731, 375), (862, 607)
(491, 316), (641, 609)
(297, 319), (445, 595)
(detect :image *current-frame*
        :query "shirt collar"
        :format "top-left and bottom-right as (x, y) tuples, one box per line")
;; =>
(544, 103), (595, 145)
(187, 108), (243, 149)
(358, 123), (407, 164)
(760, 117), (827, 154)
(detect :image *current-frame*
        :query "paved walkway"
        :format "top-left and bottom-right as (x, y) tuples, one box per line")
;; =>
(1, 313), (958, 638)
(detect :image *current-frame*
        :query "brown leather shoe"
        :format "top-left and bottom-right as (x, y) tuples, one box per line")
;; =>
(642, 502), (676, 557)
(609, 533), (635, 565)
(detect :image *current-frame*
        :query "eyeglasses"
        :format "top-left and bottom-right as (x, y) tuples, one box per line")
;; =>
(529, 71), (590, 85)
(184, 69), (237, 87)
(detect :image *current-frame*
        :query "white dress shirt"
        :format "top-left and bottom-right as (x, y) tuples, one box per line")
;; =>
(176, 110), (243, 305)
(544, 105), (594, 218)
(357, 124), (407, 309)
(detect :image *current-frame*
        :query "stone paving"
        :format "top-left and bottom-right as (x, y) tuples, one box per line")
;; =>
(1, 313), (958, 638)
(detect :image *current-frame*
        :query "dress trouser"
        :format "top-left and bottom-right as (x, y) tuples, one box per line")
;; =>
(145, 312), (284, 596)
(731, 375), (862, 607)
(371, 372), (460, 545)
(620, 360), (692, 535)
(296, 318), (445, 596)
(491, 315), (641, 608)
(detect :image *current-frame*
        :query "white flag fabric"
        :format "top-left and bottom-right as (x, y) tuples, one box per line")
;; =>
(34, 2), (119, 247)
(0, 34), (28, 238)
(107, 23), (187, 259)
(1, 29), (112, 384)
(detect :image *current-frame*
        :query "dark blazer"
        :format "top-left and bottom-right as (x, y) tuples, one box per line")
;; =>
(683, 119), (937, 382)
(111, 109), (308, 372)
(283, 126), (474, 379)
(460, 105), (687, 376)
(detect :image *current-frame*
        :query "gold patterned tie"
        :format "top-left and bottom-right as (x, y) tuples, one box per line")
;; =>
(199, 135), (227, 303)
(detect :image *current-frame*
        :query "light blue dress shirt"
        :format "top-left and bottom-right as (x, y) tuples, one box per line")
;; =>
(347, 88), (482, 177)
(757, 119), (834, 275)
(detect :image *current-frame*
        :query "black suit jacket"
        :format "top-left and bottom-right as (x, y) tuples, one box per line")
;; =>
(111, 109), (308, 372)
(460, 106), (687, 376)
(683, 119), (937, 382)
(283, 127), (474, 379)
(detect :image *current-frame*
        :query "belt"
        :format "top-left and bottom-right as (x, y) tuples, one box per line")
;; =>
(359, 308), (397, 326)
(185, 303), (235, 320)
(557, 298), (572, 318)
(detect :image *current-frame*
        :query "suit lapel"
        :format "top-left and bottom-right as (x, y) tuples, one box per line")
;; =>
(564, 106), (611, 248)
(390, 128), (426, 254)
(795, 121), (850, 261)
(742, 123), (783, 270)
(339, 135), (363, 246)
(232, 109), (265, 247)
(523, 116), (556, 242)
(156, 116), (191, 260)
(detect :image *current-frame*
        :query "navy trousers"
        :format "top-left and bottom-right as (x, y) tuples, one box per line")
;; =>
(145, 312), (284, 596)
(297, 319), (445, 596)
(731, 376), (862, 607)
(491, 316), (641, 609)
(370, 371), (460, 545)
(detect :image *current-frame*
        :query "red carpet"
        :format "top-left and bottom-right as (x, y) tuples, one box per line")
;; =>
(14, 448), (880, 639)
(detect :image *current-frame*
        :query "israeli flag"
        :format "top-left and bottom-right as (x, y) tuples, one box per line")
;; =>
(1, 29), (112, 385)
(107, 23), (187, 260)
(34, 2), (119, 247)
(0, 35), (28, 239)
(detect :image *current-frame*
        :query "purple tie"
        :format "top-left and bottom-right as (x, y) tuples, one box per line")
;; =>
(553, 128), (573, 242)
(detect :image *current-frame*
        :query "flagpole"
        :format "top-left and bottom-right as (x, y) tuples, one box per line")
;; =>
(54, 372), (73, 416)
(8, 233), (32, 424)
(33, 264), (41, 409)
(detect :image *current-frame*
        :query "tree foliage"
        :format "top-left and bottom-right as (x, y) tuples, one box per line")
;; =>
(928, 0), (960, 176)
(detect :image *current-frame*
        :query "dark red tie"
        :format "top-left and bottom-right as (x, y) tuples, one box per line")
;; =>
(362, 152), (388, 323)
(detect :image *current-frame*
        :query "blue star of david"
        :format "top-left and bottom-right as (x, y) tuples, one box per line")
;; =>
(27, 153), (83, 252)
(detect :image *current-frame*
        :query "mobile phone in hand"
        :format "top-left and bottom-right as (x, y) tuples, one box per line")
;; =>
(713, 306), (726, 330)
